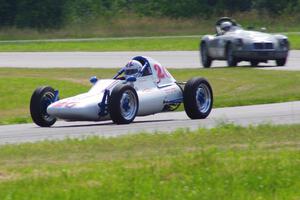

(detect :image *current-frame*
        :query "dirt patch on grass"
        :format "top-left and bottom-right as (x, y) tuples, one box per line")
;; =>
(0, 171), (19, 182)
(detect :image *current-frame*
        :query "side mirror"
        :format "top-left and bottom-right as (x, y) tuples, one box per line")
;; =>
(126, 76), (137, 82)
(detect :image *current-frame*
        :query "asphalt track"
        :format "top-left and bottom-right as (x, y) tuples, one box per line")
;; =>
(0, 50), (299, 70)
(1, 101), (300, 145)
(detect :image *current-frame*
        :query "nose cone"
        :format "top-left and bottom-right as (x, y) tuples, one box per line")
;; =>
(47, 95), (102, 121)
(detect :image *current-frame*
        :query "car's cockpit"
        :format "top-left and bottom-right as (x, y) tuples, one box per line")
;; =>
(215, 17), (240, 36)
(113, 56), (153, 80)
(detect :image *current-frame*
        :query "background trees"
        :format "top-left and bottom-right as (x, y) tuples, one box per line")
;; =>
(0, 0), (298, 29)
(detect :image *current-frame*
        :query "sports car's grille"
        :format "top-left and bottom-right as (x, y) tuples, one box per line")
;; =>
(254, 43), (274, 50)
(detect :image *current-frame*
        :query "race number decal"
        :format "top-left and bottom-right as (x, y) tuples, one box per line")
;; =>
(154, 64), (170, 83)
(52, 101), (78, 108)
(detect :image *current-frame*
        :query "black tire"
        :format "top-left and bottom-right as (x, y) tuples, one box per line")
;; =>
(250, 60), (259, 67)
(183, 77), (213, 119)
(276, 58), (287, 66)
(200, 42), (212, 68)
(108, 84), (139, 124)
(226, 43), (238, 67)
(30, 86), (57, 127)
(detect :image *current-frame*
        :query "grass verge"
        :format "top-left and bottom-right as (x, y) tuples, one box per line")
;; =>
(0, 124), (299, 199)
(0, 12), (299, 40)
(0, 33), (299, 51)
(1, 67), (300, 125)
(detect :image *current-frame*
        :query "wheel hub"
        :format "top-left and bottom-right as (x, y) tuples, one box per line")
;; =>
(120, 91), (137, 121)
(41, 92), (56, 122)
(122, 96), (131, 112)
(196, 84), (211, 113)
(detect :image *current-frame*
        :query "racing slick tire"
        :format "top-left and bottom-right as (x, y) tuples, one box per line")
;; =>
(109, 84), (139, 124)
(183, 77), (213, 119)
(226, 43), (238, 67)
(276, 58), (287, 66)
(30, 86), (57, 127)
(250, 60), (259, 67)
(200, 42), (212, 68)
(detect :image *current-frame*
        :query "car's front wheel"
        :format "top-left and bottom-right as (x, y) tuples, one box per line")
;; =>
(183, 77), (213, 119)
(276, 57), (287, 66)
(200, 42), (212, 68)
(226, 43), (238, 67)
(108, 84), (139, 124)
(30, 86), (57, 127)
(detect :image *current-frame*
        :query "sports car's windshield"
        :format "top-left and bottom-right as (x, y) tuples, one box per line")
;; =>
(229, 26), (242, 32)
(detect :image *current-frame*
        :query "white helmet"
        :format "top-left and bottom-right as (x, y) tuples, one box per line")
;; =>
(220, 21), (232, 32)
(124, 60), (143, 77)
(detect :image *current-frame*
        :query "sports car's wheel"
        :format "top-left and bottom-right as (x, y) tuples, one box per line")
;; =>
(226, 43), (238, 67)
(276, 58), (287, 66)
(250, 60), (259, 67)
(200, 42), (212, 68)
(183, 77), (213, 119)
(109, 84), (139, 124)
(30, 86), (57, 127)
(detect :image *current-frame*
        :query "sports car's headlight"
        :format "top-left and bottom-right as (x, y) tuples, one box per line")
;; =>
(279, 38), (289, 49)
(236, 38), (244, 49)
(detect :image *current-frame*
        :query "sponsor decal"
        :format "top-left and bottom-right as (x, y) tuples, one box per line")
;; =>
(52, 101), (78, 108)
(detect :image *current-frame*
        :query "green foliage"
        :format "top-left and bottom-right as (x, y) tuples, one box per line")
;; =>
(15, 0), (65, 28)
(0, 0), (65, 28)
(0, 0), (299, 29)
(0, 0), (17, 26)
(253, 0), (298, 14)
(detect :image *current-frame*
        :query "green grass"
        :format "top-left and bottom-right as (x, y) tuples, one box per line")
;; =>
(0, 37), (199, 52)
(0, 12), (300, 40)
(1, 67), (300, 125)
(0, 34), (299, 51)
(0, 124), (299, 199)
(289, 34), (300, 49)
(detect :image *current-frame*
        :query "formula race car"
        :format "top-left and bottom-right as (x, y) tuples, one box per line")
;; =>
(200, 17), (289, 68)
(30, 56), (213, 127)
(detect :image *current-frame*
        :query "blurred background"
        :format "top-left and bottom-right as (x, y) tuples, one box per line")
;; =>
(0, 0), (299, 39)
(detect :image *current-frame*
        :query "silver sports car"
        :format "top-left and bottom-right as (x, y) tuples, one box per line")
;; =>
(200, 17), (289, 68)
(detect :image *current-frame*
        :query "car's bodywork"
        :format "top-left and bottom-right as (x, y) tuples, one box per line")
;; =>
(30, 56), (213, 127)
(200, 17), (289, 67)
(47, 56), (182, 121)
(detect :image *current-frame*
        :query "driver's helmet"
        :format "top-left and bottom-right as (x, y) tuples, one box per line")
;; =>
(124, 60), (143, 77)
(220, 21), (232, 32)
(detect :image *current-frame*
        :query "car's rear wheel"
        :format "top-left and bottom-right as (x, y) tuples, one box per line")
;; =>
(183, 77), (213, 119)
(226, 43), (238, 67)
(200, 42), (212, 68)
(276, 58), (287, 66)
(108, 84), (139, 124)
(250, 60), (259, 67)
(30, 86), (57, 127)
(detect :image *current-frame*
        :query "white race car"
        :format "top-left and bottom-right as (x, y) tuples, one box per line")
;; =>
(30, 56), (213, 127)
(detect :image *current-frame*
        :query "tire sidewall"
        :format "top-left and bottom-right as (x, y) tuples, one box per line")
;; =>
(200, 42), (212, 68)
(183, 77), (213, 119)
(226, 43), (237, 67)
(30, 86), (57, 127)
(276, 57), (287, 66)
(108, 84), (139, 124)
